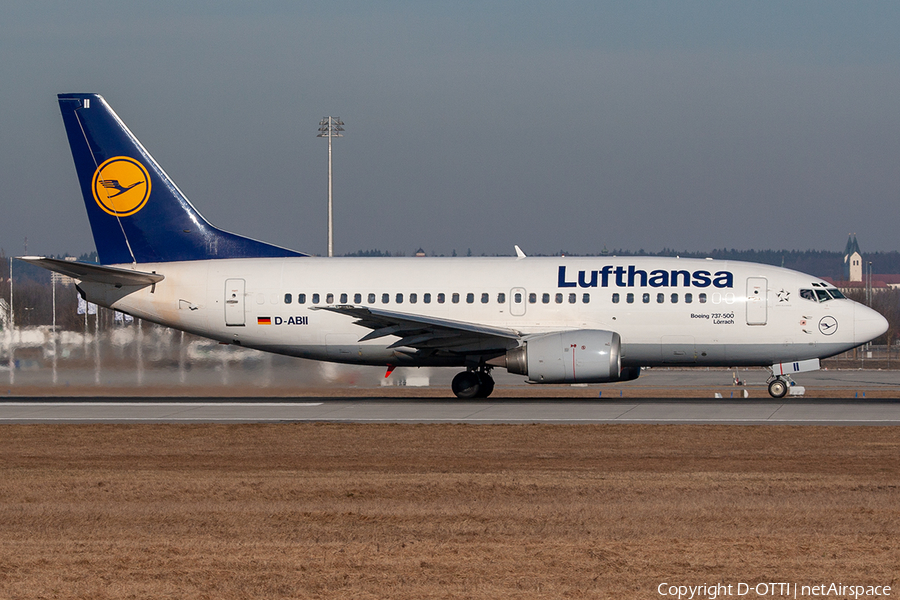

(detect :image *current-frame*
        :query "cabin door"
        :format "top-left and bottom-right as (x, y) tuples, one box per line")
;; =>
(746, 277), (767, 325)
(225, 278), (246, 326)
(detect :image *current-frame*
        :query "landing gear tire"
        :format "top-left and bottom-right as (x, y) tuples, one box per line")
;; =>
(475, 372), (495, 398)
(768, 378), (788, 398)
(451, 370), (495, 399)
(452, 371), (482, 399)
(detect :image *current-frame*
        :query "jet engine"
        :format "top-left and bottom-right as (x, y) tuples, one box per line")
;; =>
(494, 330), (630, 384)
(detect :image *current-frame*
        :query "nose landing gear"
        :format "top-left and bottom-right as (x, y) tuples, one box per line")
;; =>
(451, 368), (495, 399)
(767, 376), (790, 398)
(767, 359), (818, 398)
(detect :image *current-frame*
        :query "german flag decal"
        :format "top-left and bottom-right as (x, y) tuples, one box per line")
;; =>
(257, 317), (272, 325)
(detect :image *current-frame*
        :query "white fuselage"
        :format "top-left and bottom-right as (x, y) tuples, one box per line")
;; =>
(78, 256), (886, 369)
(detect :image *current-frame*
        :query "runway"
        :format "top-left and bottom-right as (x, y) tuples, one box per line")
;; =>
(2, 397), (900, 425)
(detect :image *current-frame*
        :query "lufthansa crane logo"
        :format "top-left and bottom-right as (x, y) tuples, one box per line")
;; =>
(818, 316), (838, 336)
(91, 156), (151, 217)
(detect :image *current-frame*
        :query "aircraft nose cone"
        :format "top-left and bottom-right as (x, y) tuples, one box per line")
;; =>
(855, 304), (889, 344)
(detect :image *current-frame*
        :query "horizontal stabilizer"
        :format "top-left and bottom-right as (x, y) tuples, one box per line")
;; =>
(17, 257), (164, 287)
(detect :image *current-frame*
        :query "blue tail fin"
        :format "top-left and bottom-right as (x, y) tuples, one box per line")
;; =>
(58, 93), (306, 264)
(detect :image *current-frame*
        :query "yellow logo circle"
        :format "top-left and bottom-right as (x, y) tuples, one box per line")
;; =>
(91, 156), (151, 217)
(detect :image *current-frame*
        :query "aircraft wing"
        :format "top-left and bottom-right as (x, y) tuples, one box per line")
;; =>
(314, 305), (522, 354)
(17, 257), (165, 287)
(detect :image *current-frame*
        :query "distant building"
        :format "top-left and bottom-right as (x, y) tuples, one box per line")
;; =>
(49, 257), (78, 287)
(415, 248), (426, 257)
(824, 234), (900, 293)
(844, 234), (862, 282)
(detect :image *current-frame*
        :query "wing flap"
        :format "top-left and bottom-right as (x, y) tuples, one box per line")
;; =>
(315, 305), (522, 354)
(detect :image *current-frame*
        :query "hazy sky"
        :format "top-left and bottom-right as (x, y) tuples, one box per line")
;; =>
(2, 1), (899, 258)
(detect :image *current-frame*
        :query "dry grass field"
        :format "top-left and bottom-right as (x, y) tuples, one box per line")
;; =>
(0, 424), (897, 599)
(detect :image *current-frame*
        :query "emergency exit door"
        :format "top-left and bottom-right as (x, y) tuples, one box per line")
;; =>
(746, 277), (767, 325)
(225, 278), (246, 326)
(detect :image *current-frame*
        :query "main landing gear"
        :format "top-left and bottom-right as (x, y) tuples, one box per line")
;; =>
(451, 368), (495, 399)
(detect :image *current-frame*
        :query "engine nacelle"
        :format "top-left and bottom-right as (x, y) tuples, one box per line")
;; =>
(502, 330), (623, 384)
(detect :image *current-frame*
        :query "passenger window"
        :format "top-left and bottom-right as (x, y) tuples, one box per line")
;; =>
(583, 293), (590, 303)
(367, 293), (375, 304)
(326, 293), (334, 304)
(312, 293), (320, 304)
(298, 293), (306, 304)
(684, 293), (692, 304)
(466, 293), (474, 304)
(568, 293), (576, 304)
(514, 292), (522, 303)
(626, 293), (634, 304)
(643, 293), (650, 304)
(529, 293), (537, 304)
(438, 293), (446, 304)
(657, 293), (664, 304)
(481, 293), (489, 303)
(424, 293), (431, 303)
(612, 293), (620, 304)
(340, 293), (348, 303)
(699, 293), (707, 304)
(284, 293), (292, 304)
(410, 293), (417, 304)
(396, 293), (404, 304)
(382, 293), (390, 304)
(354, 293), (361, 303)
(497, 292), (506, 303)
(671, 293), (678, 304)
(542, 293), (550, 304)
(452, 293), (460, 304)
(555, 293), (563, 304)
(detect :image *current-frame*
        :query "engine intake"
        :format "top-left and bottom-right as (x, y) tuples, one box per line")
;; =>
(501, 330), (625, 383)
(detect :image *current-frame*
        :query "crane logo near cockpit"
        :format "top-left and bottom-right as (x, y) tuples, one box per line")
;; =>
(818, 316), (838, 335)
(91, 156), (151, 217)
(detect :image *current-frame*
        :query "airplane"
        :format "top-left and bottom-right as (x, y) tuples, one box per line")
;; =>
(20, 93), (888, 399)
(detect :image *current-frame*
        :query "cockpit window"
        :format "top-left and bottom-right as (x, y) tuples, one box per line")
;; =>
(801, 287), (846, 303)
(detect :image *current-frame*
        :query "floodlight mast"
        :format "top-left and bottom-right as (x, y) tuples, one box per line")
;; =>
(317, 116), (344, 257)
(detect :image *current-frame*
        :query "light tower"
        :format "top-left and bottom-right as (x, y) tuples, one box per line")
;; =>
(317, 116), (344, 257)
